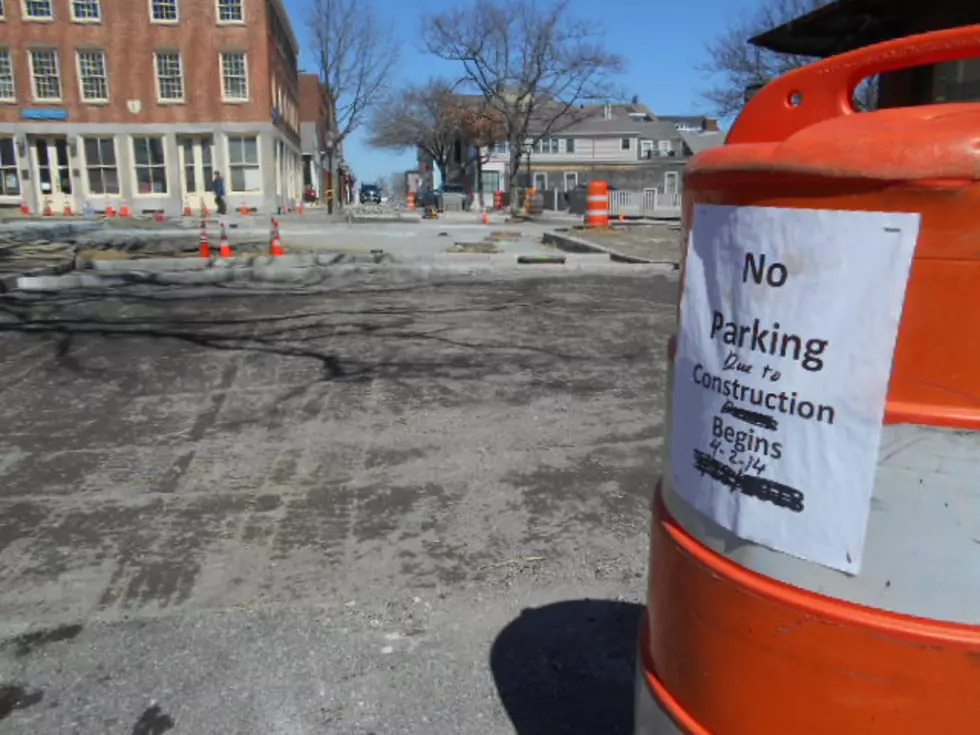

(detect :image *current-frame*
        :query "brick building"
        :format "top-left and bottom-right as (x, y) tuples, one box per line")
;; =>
(0, 0), (303, 216)
(298, 72), (340, 209)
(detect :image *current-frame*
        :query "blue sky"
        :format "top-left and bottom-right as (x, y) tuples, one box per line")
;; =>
(285, 0), (757, 184)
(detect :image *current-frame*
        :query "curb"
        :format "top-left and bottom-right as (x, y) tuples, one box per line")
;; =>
(0, 259), (76, 294)
(11, 253), (674, 292)
(541, 230), (680, 267)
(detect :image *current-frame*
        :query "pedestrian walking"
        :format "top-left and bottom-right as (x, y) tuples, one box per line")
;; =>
(213, 171), (227, 215)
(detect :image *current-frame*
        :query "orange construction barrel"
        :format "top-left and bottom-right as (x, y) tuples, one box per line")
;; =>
(585, 180), (608, 227)
(636, 24), (980, 735)
(406, 191), (416, 210)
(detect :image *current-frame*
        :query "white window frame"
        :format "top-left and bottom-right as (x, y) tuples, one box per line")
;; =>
(532, 172), (548, 190)
(81, 136), (120, 197)
(215, 0), (243, 24)
(76, 49), (109, 103)
(620, 137), (631, 151)
(663, 171), (679, 195)
(154, 50), (184, 103)
(226, 135), (261, 194)
(565, 137), (576, 154)
(149, 0), (178, 24)
(29, 48), (61, 102)
(130, 136), (169, 196)
(70, 0), (100, 22)
(0, 0), (6, 19)
(0, 49), (14, 102)
(220, 51), (249, 102)
(658, 139), (673, 154)
(22, 0), (53, 20)
(563, 171), (578, 191)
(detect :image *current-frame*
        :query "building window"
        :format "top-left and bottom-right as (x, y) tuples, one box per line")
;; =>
(71, 0), (100, 21)
(227, 135), (260, 192)
(658, 139), (673, 155)
(221, 52), (248, 100)
(533, 137), (559, 154)
(23, 0), (52, 18)
(216, 0), (242, 22)
(565, 138), (575, 154)
(132, 137), (167, 194)
(620, 137), (631, 150)
(77, 50), (108, 102)
(490, 141), (508, 155)
(0, 50), (14, 101)
(30, 49), (61, 101)
(0, 0), (5, 18)
(150, 0), (177, 21)
(154, 52), (183, 101)
(0, 137), (19, 196)
(83, 137), (119, 195)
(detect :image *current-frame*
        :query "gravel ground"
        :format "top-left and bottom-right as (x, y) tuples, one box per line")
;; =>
(0, 269), (679, 735)
(566, 223), (684, 263)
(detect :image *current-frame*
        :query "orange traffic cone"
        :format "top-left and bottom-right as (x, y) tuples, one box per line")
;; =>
(482, 210), (490, 224)
(19, 199), (30, 215)
(183, 203), (192, 217)
(119, 201), (130, 217)
(43, 199), (53, 216)
(219, 223), (233, 258)
(199, 223), (211, 258)
(619, 212), (625, 222)
(105, 204), (115, 217)
(155, 210), (165, 222)
(64, 204), (73, 216)
(270, 232), (285, 256)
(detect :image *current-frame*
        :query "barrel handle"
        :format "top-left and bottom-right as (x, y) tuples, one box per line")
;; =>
(727, 24), (980, 145)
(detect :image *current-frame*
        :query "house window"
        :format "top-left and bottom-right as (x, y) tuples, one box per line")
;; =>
(71, 0), (100, 21)
(227, 135), (260, 192)
(132, 136), (168, 193)
(154, 51), (183, 101)
(150, 0), (177, 21)
(77, 50), (108, 101)
(30, 49), (61, 101)
(658, 140), (673, 155)
(533, 137), (558, 154)
(563, 171), (578, 191)
(532, 172), (548, 190)
(620, 138), (631, 150)
(565, 138), (575, 154)
(216, 0), (242, 22)
(0, 0), (6, 17)
(83, 137), (119, 194)
(220, 52), (248, 101)
(23, 0), (52, 18)
(0, 137), (19, 196)
(491, 141), (508, 155)
(0, 50), (14, 101)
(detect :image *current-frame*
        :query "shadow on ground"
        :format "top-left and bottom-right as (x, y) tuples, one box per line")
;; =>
(490, 599), (643, 735)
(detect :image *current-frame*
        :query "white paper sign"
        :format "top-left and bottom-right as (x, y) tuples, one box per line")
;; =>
(670, 204), (921, 574)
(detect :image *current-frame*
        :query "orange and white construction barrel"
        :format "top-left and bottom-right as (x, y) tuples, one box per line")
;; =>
(636, 24), (980, 735)
(406, 192), (416, 210)
(585, 180), (608, 227)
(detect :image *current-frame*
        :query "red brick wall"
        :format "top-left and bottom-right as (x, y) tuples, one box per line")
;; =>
(0, 0), (298, 134)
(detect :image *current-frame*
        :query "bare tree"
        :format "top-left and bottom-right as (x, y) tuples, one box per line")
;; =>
(700, 0), (877, 120)
(422, 0), (624, 192)
(309, 0), (399, 210)
(367, 78), (504, 206)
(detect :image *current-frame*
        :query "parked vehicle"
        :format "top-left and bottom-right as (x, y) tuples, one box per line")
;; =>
(359, 184), (382, 204)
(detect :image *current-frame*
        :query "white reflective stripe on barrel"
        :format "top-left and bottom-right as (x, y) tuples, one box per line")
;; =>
(662, 420), (980, 624)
